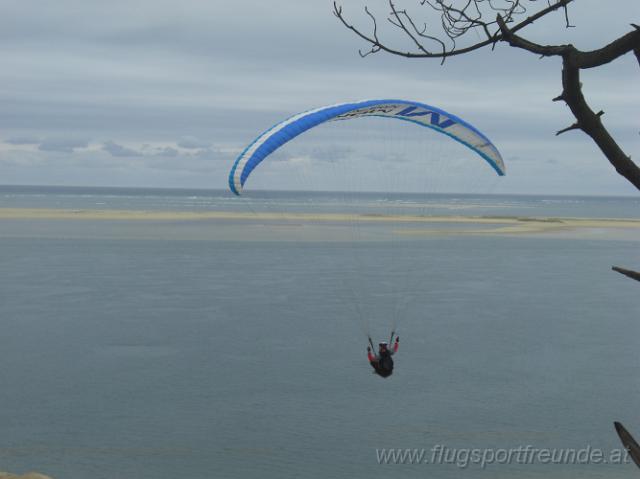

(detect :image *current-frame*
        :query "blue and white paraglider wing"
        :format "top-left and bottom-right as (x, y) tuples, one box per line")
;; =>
(229, 99), (505, 195)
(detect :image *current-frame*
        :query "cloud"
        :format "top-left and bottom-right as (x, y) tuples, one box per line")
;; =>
(309, 146), (353, 162)
(0, 0), (637, 194)
(187, 146), (242, 162)
(177, 136), (212, 149)
(5, 136), (40, 145)
(156, 146), (179, 157)
(102, 140), (143, 157)
(38, 138), (88, 153)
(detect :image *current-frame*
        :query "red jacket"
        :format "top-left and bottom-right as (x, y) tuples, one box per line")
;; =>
(368, 340), (399, 362)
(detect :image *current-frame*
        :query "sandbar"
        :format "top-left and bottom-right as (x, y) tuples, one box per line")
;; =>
(0, 207), (638, 239)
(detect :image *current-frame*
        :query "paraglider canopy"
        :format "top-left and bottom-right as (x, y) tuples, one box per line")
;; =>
(229, 99), (505, 195)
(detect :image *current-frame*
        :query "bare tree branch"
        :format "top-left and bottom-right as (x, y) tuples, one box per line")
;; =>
(632, 24), (640, 66)
(612, 266), (640, 283)
(395, 5), (447, 61)
(333, 0), (574, 59)
(336, 0), (640, 190)
(388, 2), (432, 56)
(556, 122), (580, 136)
(496, 13), (570, 57)
(496, 14), (640, 190)
(562, 3), (575, 28)
(614, 422), (640, 469)
(576, 28), (640, 68)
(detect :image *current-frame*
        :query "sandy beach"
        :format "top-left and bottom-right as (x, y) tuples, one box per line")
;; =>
(1, 207), (638, 237)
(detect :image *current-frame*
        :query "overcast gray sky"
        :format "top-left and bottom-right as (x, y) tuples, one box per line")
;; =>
(0, 0), (638, 195)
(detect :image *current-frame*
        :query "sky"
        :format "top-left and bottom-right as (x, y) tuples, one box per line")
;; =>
(0, 0), (638, 195)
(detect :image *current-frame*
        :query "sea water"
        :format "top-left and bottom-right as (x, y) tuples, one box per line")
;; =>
(0, 186), (639, 478)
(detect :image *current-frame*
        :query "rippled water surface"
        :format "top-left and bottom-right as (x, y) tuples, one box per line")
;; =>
(0, 186), (639, 478)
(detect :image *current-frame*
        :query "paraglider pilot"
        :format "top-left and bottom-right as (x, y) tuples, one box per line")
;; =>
(367, 334), (399, 378)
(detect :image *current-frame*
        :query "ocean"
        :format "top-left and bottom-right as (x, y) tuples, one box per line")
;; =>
(0, 185), (639, 478)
